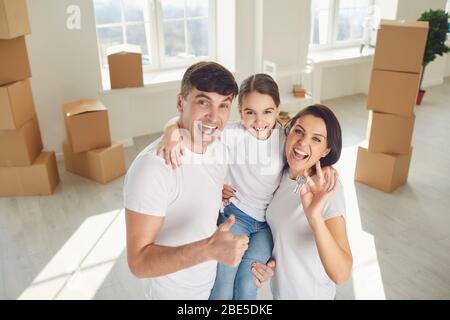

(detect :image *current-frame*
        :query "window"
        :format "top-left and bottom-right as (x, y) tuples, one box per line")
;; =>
(94, 0), (215, 71)
(310, 0), (374, 50)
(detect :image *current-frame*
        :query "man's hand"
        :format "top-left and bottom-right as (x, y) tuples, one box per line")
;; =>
(207, 215), (249, 267)
(252, 259), (276, 288)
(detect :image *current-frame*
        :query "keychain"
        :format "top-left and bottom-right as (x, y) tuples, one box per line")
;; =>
(293, 175), (307, 194)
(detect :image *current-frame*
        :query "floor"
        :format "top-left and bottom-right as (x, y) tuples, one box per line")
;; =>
(1, 78), (449, 300)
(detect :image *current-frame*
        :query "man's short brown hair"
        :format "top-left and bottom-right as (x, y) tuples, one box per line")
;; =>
(180, 61), (238, 99)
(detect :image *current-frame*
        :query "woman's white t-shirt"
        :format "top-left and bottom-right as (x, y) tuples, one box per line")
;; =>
(221, 121), (286, 221)
(266, 170), (346, 300)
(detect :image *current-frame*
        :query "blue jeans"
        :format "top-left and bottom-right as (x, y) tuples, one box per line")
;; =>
(209, 203), (273, 300)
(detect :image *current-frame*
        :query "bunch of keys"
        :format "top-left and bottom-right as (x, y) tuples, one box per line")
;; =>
(293, 175), (307, 194)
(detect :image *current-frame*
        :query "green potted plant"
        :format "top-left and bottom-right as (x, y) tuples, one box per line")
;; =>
(416, 9), (450, 105)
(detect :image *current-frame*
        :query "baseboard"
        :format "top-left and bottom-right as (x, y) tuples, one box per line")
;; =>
(422, 78), (444, 88)
(55, 138), (134, 161)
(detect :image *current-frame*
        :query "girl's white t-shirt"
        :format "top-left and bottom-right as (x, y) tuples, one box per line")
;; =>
(221, 121), (286, 221)
(266, 170), (346, 300)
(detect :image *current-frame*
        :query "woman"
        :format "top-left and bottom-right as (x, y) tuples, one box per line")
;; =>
(252, 105), (353, 299)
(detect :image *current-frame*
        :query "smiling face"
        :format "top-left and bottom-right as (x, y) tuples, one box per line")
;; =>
(239, 91), (280, 140)
(285, 114), (331, 177)
(177, 88), (233, 153)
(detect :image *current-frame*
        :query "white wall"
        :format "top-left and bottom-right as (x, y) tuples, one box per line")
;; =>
(26, 0), (102, 154)
(446, 45), (450, 77)
(261, 0), (310, 70)
(321, 62), (372, 101)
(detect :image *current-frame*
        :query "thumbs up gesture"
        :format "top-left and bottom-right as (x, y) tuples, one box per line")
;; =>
(207, 215), (249, 267)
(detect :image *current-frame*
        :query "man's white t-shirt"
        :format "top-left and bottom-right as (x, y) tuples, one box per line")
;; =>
(266, 170), (346, 300)
(221, 121), (286, 221)
(123, 137), (228, 300)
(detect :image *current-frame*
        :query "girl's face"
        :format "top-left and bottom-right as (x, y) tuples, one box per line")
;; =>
(285, 114), (331, 177)
(239, 91), (280, 140)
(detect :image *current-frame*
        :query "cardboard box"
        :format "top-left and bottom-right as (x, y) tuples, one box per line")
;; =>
(62, 99), (112, 153)
(63, 141), (126, 183)
(107, 44), (144, 89)
(0, 116), (42, 167)
(367, 69), (420, 117)
(0, 151), (60, 197)
(373, 20), (429, 73)
(0, 0), (31, 39)
(355, 146), (412, 193)
(0, 36), (31, 86)
(0, 79), (36, 130)
(366, 111), (415, 155)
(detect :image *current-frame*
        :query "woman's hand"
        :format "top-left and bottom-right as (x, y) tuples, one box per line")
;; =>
(321, 165), (339, 191)
(156, 122), (185, 170)
(300, 162), (338, 224)
(252, 259), (276, 288)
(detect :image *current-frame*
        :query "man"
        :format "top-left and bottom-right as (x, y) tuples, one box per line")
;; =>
(124, 61), (249, 300)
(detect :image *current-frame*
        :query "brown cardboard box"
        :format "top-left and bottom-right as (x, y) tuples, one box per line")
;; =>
(0, 116), (42, 167)
(0, 0), (31, 39)
(63, 141), (126, 183)
(354, 146), (412, 193)
(0, 151), (60, 197)
(62, 99), (112, 153)
(0, 79), (35, 130)
(366, 111), (415, 155)
(373, 20), (429, 74)
(107, 44), (144, 89)
(0, 36), (31, 86)
(367, 69), (420, 117)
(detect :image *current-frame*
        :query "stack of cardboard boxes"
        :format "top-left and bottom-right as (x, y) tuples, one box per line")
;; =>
(0, 0), (60, 196)
(62, 99), (126, 183)
(355, 20), (429, 193)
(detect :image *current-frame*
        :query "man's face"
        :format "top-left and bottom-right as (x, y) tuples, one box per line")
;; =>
(177, 88), (233, 151)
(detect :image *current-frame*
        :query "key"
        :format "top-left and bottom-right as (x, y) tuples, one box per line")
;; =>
(293, 175), (307, 194)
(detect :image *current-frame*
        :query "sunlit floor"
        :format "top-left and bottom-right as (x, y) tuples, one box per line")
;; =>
(1, 78), (449, 300)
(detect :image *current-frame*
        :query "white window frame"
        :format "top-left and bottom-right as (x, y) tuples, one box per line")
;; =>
(309, 0), (374, 51)
(94, 0), (217, 72)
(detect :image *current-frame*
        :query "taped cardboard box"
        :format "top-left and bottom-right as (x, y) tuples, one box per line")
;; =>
(355, 145), (412, 193)
(367, 111), (415, 155)
(0, 79), (35, 130)
(107, 44), (144, 89)
(0, 116), (42, 167)
(0, 0), (31, 39)
(0, 36), (31, 86)
(367, 69), (420, 117)
(63, 140), (126, 184)
(62, 99), (111, 153)
(0, 151), (60, 197)
(373, 20), (429, 74)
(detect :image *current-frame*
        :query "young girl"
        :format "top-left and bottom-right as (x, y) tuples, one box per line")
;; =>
(157, 73), (283, 300)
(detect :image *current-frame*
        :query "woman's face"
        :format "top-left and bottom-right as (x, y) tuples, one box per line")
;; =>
(239, 91), (279, 140)
(285, 114), (330, 176)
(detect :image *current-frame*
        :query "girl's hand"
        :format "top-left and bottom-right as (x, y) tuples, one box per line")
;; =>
(222, 184), (236, 204)
(300, 162), (338, 224)
(156, 122), (185, 170)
